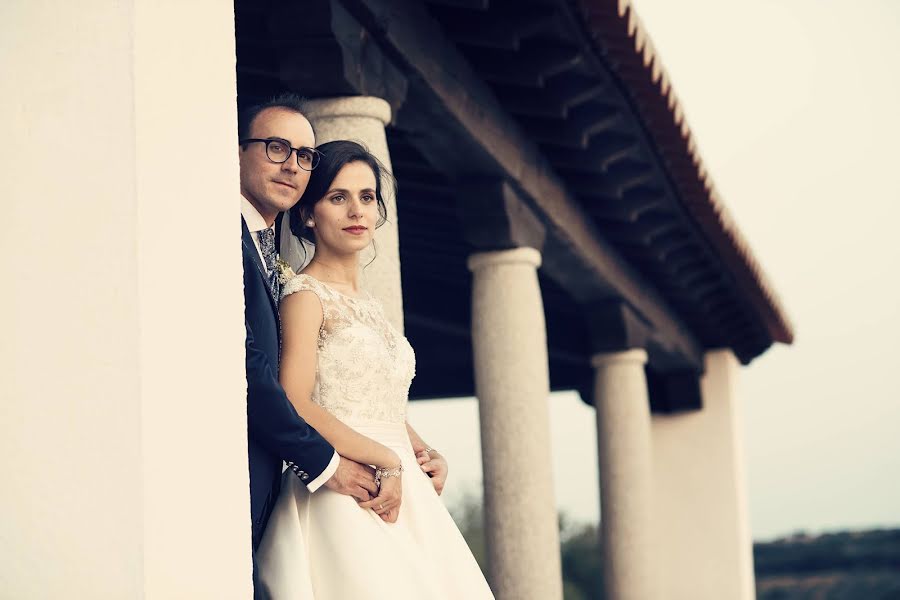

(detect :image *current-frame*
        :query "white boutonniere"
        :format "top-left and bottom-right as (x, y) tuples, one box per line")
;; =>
(275, 257), (296, 285)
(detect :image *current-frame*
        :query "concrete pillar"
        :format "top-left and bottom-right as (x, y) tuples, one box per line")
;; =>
(0, 2), (251, 598)
(651, 350), (756, 600)
(304, 97), (404, 332)
(592, 348), (657, 600)
(467, 247), (563, 600)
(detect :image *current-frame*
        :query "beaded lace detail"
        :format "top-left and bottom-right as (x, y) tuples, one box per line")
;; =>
(281, 273), (415, 425)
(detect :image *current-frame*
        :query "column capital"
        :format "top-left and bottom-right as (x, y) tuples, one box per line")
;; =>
(304, 96), (392, 126)
(467, 247), (541, 272)
(591, 348), (648, 368)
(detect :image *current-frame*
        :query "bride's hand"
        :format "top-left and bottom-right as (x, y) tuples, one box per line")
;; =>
(358, 474), (402, 523)
(380, 505), (400, 523)
(417, 449), (448, 496)
(377, 476), (401, 523)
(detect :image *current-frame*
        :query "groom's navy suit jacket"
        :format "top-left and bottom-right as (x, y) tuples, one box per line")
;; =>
(242, 217), (334, 551)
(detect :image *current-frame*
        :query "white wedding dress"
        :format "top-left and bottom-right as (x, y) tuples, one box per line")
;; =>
(257, 273), (494, 599)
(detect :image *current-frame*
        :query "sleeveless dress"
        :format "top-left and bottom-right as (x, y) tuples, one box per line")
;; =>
(256, 273), (494, 599)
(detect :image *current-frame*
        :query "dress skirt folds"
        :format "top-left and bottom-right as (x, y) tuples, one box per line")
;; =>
(256, 421), (494, 599)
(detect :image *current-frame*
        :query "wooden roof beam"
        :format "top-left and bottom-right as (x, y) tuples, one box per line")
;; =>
(496, 74), (608, 119)
(547, 134), (640, 172)
(473, 43), (583, 87)
(564, 167), (659, 201)
(495, 86), (571, 119)
(605, 161), (657, 195)
(585, 301), (698, 373)
(629, 212), (682, 244)
(526, 103), (623, 148)
(268, 1), (409, 111)
(338, 0), (704, 370)
(552, 73), (609, 110)
(441, 6), (556, 50)
(596, 215), (680, 247)
(585, 192), (666, 222)
(655, 238), (697, 263)
(426, 0), (490, 10)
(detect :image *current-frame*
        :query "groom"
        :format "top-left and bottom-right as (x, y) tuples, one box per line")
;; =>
(239, 94), (378, 599)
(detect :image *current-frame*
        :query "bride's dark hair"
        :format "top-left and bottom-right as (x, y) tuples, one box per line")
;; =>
(289, 140), (393, 251)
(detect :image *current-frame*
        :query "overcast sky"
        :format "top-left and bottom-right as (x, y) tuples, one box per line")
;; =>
(410, 0), (900, 541)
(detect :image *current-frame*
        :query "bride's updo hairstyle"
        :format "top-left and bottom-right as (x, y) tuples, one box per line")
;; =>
(289, 140), (393, 248)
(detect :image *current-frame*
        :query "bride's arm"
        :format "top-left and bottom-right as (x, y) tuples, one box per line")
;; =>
(280, 290), (401, 470)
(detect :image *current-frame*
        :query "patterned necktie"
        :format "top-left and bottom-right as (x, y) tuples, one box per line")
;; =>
(256, 227), (280, 299)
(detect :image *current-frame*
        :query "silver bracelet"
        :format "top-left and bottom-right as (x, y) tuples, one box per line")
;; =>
(374, 464), (403, 489)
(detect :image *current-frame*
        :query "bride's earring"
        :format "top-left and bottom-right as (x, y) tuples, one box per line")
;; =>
(306, 219), (315, 227)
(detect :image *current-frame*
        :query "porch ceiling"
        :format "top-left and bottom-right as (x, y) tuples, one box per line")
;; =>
(417, 0), (792, 360)
(234, 0), (793, 405)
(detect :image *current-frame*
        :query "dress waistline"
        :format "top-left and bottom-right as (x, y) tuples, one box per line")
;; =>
(345, 420), (413, 453)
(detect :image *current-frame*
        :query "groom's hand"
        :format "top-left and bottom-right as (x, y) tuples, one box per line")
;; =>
(324, 456), (378, 501)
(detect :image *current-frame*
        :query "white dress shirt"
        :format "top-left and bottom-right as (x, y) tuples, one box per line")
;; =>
(241, 196), (339, 492)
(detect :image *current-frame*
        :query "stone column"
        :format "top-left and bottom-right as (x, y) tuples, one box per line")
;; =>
(651, 350), (755, 600)
(304, 96), (404, 332)
(592, 349), (657, 600)
(1, 1), (250, 597)
(468, 247), (563, 600)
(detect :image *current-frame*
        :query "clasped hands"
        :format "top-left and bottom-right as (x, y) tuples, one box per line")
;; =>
(324, 456), (401, 522)
(324, 449), (448, 523)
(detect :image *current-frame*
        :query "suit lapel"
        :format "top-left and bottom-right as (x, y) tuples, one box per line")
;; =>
(242, 218), (281, 333)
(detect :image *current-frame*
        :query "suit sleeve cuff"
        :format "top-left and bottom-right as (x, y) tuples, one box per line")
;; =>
(306, 451), (340, 493)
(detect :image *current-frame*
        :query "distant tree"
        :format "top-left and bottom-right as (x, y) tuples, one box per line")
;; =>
(755, 529), (900, 575)
(450, 492), (900, 600)
(755, 528), (900, 600)
(448, 491), (488, 575)
(560, 523), (605, 600)
(448, 491), (605, 600)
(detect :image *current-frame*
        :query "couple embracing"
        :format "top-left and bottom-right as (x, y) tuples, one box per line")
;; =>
(239, 93), (494, 599)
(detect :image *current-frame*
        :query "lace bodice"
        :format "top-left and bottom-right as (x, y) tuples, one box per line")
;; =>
(281, 273), (415, 425)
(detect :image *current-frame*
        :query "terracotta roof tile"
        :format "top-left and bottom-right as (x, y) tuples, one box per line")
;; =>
(575, 0), (794, 343)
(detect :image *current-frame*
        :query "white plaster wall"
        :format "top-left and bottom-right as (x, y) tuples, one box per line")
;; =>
(1, 2), (251, 598)
(651, 350), (756, 600)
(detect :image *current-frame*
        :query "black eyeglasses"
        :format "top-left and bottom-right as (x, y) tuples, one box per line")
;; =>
(240, 138), (322, 171)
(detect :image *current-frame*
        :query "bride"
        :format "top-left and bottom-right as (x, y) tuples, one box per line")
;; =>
(256, 140), (494, 599)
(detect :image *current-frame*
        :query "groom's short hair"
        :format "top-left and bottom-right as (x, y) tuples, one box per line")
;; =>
(238, 92), (312, 141)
